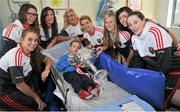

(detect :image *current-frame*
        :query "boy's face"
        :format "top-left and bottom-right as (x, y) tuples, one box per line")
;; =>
(69, 42), (81, 54)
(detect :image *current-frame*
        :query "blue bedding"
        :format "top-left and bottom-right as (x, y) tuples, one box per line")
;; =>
(95, 53), (165, 108)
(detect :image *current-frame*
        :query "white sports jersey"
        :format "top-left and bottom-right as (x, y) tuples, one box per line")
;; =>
(118, 31), (130, 48)
(40, 23), (63, 41)
(65, 22), (82, 37)
(132, 21), (172, 57)
(83, 26), (104, 45)
(2, 20), (25, 43)
(0, 45), (32, 77)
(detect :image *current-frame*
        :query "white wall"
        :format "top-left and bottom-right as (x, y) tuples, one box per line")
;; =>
(1, 0), (179, 41)
(0, 0), (157, 27)
(156, 0), (180, 40)
(0, 0), (20, 28)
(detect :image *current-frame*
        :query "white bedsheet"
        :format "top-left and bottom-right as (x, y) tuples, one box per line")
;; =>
(53, 70), (130, 111)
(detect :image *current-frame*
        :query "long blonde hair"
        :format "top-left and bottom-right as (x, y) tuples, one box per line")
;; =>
(63, 8), (79, 29)
(103, 11), (119, 49)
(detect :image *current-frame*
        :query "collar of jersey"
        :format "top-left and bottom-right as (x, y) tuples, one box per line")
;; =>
(139, 21), (152, 39)
(18, 44), (31, 57)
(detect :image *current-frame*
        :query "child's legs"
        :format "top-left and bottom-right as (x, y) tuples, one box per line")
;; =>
(63, 71), (83, 94)
(80, 75), (95, 91)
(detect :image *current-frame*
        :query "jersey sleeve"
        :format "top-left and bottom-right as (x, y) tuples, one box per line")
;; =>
(8, 48), (25, 84)
(8, 66), (24, 84)
(3, 24), (23, 43)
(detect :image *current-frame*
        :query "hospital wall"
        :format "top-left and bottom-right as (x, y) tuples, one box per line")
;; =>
(156, 0), (180, 41)
(0, 0), (157, 27)
(0, 0), (179, 39)
(32, 0), (157, 25)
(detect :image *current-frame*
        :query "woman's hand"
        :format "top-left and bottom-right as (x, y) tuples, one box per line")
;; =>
(121, 55), (128, 65)
(41, 69), (50, 82)
(96, 46), (106, 51)
(174, 44), (180, 56)
(87, 44), (94, 49)
(34, 96), (46, 111)
(46, 37), (57, 48)
(16, 82), (46, 111)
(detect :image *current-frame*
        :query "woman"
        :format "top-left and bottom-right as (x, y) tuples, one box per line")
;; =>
(116, 6), (180, 57)
(127, 11), (172, 76)
(79, 15), (104, 48)
(40, 7), (70, 49)
(0, 4), (39, 58)
(0, 29), (51, 111)
(40, 7), (66, 111)
(116, 7), (135, 65)
(63, 8), (82, 37)
(116, 6), (133, 34)
(97, 11), (132, 64)
(47, 8), (82, 48)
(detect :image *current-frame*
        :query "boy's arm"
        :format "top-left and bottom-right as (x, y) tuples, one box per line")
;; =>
(56, 55), (70, 71)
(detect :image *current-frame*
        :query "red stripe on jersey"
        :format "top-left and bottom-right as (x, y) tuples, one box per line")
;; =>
(151, 27), (164, 48)
(1, 96), (25, 110)
(15, 48), (21, 66)
(0, 96), (34, 111)
(149, 27), (164, 49)
(1, 96), (22, 110)
(169, 72), (180, 75)
(17, 49), (23, 66)
(123, 32), (129, 40)
(4, 24), (16, 37)
(149, 30), (160, 49)
(5, 95), (34, 111)
(15, 48), (23, 66)
(119, 31), (129, 41)
(95, 27), (103, 33)
(4, 24), (17, 38)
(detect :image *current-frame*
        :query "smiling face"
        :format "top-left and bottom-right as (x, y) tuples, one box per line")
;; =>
(45, 10), (54, 27)
(80, 18), (94, 34)
(66, 11), (78, 26)
(68, 41), (81, 54)
(104, 15), (115, 33)
(127, 15), (145, 35)
(26, 8), (37, 25)
(21, 31), (39, 53)
(118, 11), (129, 27)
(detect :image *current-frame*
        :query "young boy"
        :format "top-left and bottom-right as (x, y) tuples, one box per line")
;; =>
(56, 39), (99, 100)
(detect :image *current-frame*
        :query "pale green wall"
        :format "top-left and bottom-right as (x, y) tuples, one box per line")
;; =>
(0, 0), (161, 30)
(30, 0), (100, 24)
(30, 0), (157, 24)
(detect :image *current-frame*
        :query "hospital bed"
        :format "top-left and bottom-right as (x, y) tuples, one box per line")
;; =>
(42, 39), (156, 111)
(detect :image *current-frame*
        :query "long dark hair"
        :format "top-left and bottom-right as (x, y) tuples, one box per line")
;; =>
(18, 4), (39, 32)
(40, 7), (58, 40)
(116, 6), (132, 33)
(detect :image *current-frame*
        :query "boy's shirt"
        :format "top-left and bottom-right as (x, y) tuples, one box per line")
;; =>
(56, 54), (76, 72)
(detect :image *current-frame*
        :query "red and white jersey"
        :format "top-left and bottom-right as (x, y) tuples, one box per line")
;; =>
(2, 19), (25, 43)
(83, 26), (104, 45)
(65, 22), (82, 37)
(0, 45), (31, 77)
(118, 31), (130, 48)
(132, 21), (172, 57)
